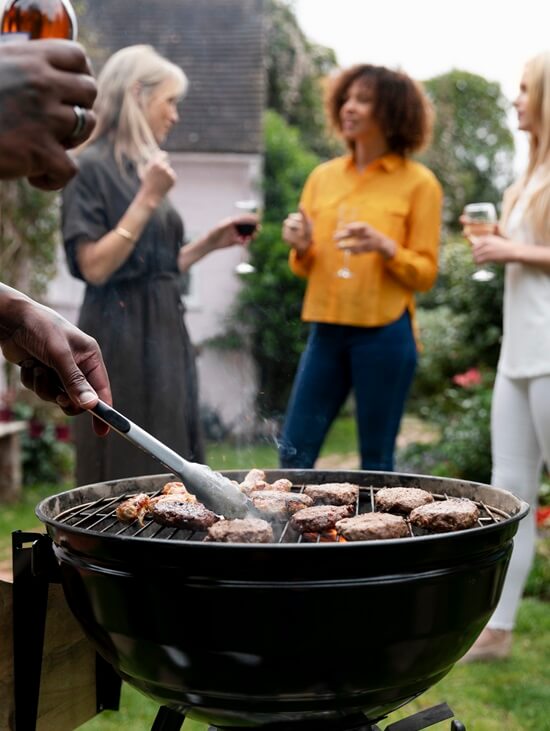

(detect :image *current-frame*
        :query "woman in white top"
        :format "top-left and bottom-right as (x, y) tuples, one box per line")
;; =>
(462, 50), (550, 661)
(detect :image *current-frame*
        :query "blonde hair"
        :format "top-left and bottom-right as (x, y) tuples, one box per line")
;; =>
(502, 50), (550, 242)
(83, 45), (187, 170)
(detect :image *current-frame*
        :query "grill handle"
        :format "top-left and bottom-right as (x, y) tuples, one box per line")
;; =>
(91, 400), (251, 519)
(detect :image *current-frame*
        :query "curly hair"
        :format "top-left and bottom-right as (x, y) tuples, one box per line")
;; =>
(325, 64), (434, 156)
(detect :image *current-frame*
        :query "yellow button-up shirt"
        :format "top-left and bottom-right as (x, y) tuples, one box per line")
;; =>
(289, 153), (443, 330)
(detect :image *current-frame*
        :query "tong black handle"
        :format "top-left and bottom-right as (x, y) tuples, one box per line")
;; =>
(90, 400), (251, 518)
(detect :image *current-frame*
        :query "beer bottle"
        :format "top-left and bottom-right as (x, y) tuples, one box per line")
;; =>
(0, 0), (77, 41)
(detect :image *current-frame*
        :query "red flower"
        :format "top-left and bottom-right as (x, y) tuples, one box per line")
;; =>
(536, 506), (550, 528)
(0, 407), (14, 422)
(452, 368), (482, 388)
(28, 420), (45, 439)
(55, 423), (71, 442)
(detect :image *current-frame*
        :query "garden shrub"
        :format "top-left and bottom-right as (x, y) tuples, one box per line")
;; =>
(10, 398), (74, 486)
(414, 238), (504, 392)
(411, 305), (472, 404)
(400, 371), (494, 484)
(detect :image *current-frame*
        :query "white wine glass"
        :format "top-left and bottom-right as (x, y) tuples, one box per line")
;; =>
(334, 204), (358, 280)
(462, 202), (497, 282)
(234, 199), (258, 275)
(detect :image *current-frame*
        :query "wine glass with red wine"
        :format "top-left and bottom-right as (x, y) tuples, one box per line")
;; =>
(234, 199), (258, 275)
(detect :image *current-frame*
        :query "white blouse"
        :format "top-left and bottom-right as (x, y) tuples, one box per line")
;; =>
(498, 172), (550, 378)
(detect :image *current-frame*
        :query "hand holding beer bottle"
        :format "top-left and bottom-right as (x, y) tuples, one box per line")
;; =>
(0, 0), (95, 188)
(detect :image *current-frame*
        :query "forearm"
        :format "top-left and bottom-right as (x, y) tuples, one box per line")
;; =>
(76, 189), (160, 285)
(289, 244), (315, 277)
(177, 231), (218, 272)
(513, 241), (550, 271)
(384, 244), (439, 291)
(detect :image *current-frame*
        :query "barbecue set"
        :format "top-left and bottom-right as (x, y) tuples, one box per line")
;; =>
(4, 462), (528, 731)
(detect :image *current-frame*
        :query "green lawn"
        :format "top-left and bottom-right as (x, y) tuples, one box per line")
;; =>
(205, 412), (358, 471)
(1, 417), (549, 730)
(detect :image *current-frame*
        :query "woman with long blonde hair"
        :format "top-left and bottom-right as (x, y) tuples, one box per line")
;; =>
(462, 50), (550, 661)
(62, 45), (257, 485)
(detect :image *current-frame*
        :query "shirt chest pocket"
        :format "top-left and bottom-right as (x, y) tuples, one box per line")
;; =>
(361, 198), (409, 242)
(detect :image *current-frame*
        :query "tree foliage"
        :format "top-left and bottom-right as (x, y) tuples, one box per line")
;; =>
(264, 0), (340, 158)
(420, 70), (515, 229)
(0, 182), (59, 297)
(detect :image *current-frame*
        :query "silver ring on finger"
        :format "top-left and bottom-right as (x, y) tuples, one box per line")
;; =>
(70, 105), (87, 140)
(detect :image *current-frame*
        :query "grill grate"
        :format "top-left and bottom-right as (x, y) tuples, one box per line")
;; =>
(54, 486), (511, 544)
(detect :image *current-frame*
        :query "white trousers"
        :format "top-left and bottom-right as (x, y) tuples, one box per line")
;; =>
(488, 371), (550, 630)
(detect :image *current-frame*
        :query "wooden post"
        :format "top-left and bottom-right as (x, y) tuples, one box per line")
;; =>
(0, 422), (26, 503)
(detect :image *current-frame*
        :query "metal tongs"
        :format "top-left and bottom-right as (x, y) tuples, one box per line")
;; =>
(90, 400), (253, 518)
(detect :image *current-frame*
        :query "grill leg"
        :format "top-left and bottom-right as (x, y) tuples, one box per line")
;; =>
(12, 532), (52, 731)
(151, 706), (185, 731)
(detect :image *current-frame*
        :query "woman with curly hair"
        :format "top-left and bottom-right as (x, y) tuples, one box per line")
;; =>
(279, 63), (443, 471)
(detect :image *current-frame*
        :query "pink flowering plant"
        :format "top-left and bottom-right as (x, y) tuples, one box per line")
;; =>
(452, 367), (482, 388)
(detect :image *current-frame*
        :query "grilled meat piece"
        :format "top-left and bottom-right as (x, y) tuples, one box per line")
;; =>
(239, 468), (269, 495)
(251, 490), (313, 519)
(243, 468), (266, 484)
(268, 478), (293, 492)
(146, 494), (199, 516)
(247, 478), (293, 496)
(409, 498), (480, 532)
(147, 481), (198, 514)
(375, 486), (434, 514)
(207, 517), (274, 543)
(290, 504), (354, 533)
(150, 501), (219, 530)
(160, 481), (197, 501)
(115, 493), (151, 525)
(304, 483), (359, 506)
(336, 512), (409, 541)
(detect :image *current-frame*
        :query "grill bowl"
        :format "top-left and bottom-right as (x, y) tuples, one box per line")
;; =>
(36, 469), (528, 727)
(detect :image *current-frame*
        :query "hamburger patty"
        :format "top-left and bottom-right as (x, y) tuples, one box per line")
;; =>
(409, 498), (480, 532)
(251, 490), (313, 519)
(304, 483), (359, 506)
(336, 512), (409, 541)
(290, 504), (354, 533)
(150, 501), (219, 530)
(207, 517), (274, 543)
(375, 486), (434, 514)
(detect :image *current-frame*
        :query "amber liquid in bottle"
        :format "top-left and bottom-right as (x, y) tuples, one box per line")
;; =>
(1, 0), (77, 40)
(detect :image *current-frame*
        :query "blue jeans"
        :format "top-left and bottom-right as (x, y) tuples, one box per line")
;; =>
(279, 312), (417, 471)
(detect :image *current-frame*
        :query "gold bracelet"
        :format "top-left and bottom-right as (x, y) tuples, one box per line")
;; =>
(114, 226), (137, 243)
